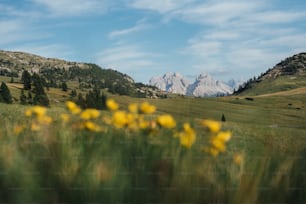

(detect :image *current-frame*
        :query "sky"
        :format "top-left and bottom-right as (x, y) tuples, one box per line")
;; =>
(0, 0), (306, 83)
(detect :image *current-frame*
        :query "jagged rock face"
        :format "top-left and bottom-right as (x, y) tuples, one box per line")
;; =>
(149, 72), (233, 97)
(186, 73), (233, 97)
(149, 72), (189, 95)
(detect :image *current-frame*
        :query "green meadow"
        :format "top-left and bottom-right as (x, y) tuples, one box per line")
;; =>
(1, 76), (306, 203)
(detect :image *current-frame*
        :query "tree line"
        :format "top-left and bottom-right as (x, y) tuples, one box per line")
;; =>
(0, 70), (108, 110)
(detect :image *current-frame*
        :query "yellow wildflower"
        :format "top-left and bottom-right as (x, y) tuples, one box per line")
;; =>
(60, 113), (70, 122)
(38, 115), (53, 125)
(32, 106), (47, 117)
(210, 137), (226, 152)
(14, 125), (25, 135)
(233, 153), (243, 165)
(80, 109), (100, 120)
(106, 99), (119, 111)
(128, 103), (138, 113)
(25, 109), (33, 117)
(31, 122), (40, 131)
(216, 131), (231, 142)
(202, 120), (221, 133)
(157, 114), (176, 128)
(112, 111), (127, 128)
(83, 121), (102, 132)
(202, 147), (219, 157)
(126, 113), (138, 130)
(66, 101), (81, 114)
(139, 119), (149, 129)
(139, 102), (156, 114)
(178, 123), (196, 148)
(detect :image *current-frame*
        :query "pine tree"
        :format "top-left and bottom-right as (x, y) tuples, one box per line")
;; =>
(61, 81), (68, 92)
(70, 89), (77, 97)
(221, 113), (226, 122)
(21, 70), (32, 90)
(77, 93), (86, 109)
(32, 73), (50, 106)
(0, 82), (13, 104)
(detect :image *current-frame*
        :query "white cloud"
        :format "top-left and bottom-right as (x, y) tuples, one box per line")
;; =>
(96, 44), (154, 70)
(172, 1), (261, 25)
(31, 0), (111, 16)
(95, 43), (160, 81)
(108, 19), (149, 39)
(130, 0), (196, 14)
(0, 20), (50, 46)
(8, 43), (74, 59)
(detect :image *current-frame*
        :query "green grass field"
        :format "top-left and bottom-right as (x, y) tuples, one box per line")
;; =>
(1, 75), (306, 203)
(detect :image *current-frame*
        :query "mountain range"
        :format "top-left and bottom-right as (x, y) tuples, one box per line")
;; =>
(149, 72), (236, 97)
(1, 49), (306, 99)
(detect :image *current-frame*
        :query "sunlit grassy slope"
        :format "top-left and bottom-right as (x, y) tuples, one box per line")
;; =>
(1, 82), (306, 203)
(238, 75), (306, 96)
(113, 94), (306, 154)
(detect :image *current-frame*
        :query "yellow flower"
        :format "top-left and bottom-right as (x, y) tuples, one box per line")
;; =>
(139, 102), (156, 114)
(202, 120), (221, 133)
(210, 137), (226, 152)
(25, 109), (33, 117)
(83, 121), (102, 132)
(31, 122), (40, 131)
(126, 113), (138, 130)
(202, 147), (219, 157)
(60, 113), (70, 122)
(178, 123), (196, 148)
(112, 111), (127, 128)
(106, 99), (119, 111)
(66, 101), (81, 114)
(38, 115), (53, 125)
(128, 103), (138, 113)
(157, 114), (176, 128)
(216, 131), (231, 142)
(233, 153), (243, 165)
(139, 119), (149, 129)
(80, 109), (100, 120)
(32, 106), (47, 117)
(25, 106), (47, 117)
(14, 125), (25, 135)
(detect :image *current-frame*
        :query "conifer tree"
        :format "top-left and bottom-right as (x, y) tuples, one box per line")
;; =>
(32, 73), (49, 106)
(0, 82), (13, 104)
(21, 70), (32, 90)
(221, 113), (226, 122)
(61, 81), (68, 92)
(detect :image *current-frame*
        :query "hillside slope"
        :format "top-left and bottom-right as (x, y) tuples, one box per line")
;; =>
(235, 52), (306, 96)
(0, 50), (159, 98)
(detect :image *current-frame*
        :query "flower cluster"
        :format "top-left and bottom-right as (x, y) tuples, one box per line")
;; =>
(201, 120), (232, 157)
(24, 106), (53, 131)
(65, 101), (102, 132)
(16, 99), (232, 155)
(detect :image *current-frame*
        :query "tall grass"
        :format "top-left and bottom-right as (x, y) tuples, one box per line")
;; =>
(0, 101), (305, 203)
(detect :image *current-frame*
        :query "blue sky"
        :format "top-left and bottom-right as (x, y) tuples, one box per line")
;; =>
(0, 0), (306, 83)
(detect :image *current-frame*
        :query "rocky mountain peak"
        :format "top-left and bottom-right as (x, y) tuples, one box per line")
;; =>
(149, 72), (234, 97)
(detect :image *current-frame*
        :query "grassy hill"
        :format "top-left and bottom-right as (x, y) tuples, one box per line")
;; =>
(0, 50), (161, 99)
(235, 52), (306, 96)
(1, 51), (306, 203)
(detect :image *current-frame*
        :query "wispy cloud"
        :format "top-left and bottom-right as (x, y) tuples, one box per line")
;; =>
(95, 43), (159, 81)
(108, 19), (149, 39)
(31, 0), (111, 17)
(130, 0), (196, 14)
(7, 43), (74, 59)
(0, 19), (51, 46)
